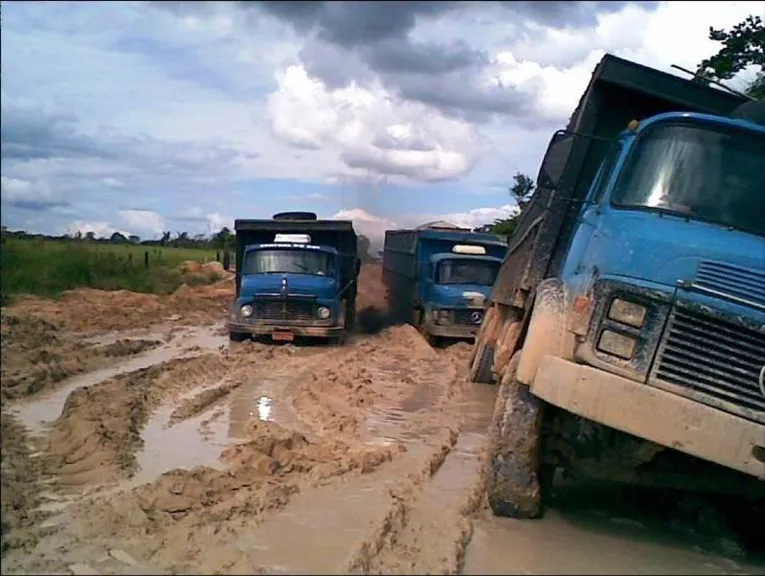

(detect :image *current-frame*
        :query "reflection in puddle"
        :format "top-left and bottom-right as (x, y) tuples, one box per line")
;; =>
(257, 396), (273, 421)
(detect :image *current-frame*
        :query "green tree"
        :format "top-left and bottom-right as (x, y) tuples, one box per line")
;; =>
(486, 172), (536, 239)
(213, 226), (233, 249)
(696, 15), (764, 99)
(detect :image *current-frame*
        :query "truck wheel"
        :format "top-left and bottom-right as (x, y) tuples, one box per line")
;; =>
(469, 342), (495, 384)
(229, 332), (249, 343)
(486, 351), (548, 519)
(417, 310), (439, 347)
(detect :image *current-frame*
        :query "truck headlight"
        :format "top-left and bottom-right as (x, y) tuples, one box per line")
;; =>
(608, 298), (646, 328)
(597, 330), (636, 359)
(438, 310), (452, 325)
(317, 306), (331, 319)
(240, 304), (253, 318)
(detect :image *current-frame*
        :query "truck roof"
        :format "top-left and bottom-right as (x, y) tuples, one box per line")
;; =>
(235, 219), (354, 233)
(431, 253), (504, 265)
(387, 228), (508, 248)
(244, 243), (339, 255)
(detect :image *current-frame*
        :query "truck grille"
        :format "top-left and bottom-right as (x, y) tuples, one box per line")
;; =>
(695, 261), (765, 309)
(654, 307), (765, 413)
(253, 299), (315, 322)
(454, 309), (484, 326)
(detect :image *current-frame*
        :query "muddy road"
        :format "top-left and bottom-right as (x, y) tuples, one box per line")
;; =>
(1, 263), (763, 575)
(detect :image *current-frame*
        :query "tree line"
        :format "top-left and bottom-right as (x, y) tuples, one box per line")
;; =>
(1, 226), (378, 261)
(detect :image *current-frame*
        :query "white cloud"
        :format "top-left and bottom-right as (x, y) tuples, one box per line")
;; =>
(206, 212), (234, 234)
(0, 176), (65, 209)
(332, 208), (398, 248)
(267, 65), (480, 183)
(69, 220), (130, 239)
(119, 209), (166, 236)
(430, 204), (521, 230)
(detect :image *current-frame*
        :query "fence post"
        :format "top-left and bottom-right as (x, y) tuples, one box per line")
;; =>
(223, 250), (231, 271)
(144, 251), (149, 269)
(216, 251), (220, 263)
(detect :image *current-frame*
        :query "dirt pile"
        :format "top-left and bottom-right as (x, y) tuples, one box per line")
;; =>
(0, 313), (161, 402)
(355, 263), (394, 334)
(2, 266), (234, 333)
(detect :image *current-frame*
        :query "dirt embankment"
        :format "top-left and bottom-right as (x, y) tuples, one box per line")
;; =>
(3, 261), (233, 334)
(0, 314), (162, 402)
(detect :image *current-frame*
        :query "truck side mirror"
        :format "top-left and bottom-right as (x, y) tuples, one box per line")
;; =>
(537, 130), (575, 191)
(354, 258), (361, 275)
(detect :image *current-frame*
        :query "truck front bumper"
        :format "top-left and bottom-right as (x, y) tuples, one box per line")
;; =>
(532, 355), (765, 480)
(423, 321), (481, 340)
(228, 321), (344, 339)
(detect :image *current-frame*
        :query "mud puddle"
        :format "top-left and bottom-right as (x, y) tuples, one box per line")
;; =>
(233, 368), (453, 574)
(10, 325), (227, 434)
(463, 486), (765, 576)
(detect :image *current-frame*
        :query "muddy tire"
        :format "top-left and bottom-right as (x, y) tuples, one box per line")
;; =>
(486, 351), (546, 519)
(229, 331), (249, 343)
(470, 342), (495, 384)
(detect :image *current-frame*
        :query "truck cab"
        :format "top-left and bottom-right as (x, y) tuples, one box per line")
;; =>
(228, 213), (359, 344)
(383, 226), (507, 344)
(470, 53), (765, 520)
(422, 247), (503, 342)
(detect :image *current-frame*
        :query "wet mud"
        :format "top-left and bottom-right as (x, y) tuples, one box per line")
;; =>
(1, 263), (763, 575)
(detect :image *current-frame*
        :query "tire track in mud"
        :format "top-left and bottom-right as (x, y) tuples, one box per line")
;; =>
(345, 346), (497, 576)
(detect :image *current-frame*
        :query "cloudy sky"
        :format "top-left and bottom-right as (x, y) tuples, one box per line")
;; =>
(1, 1), (761, 243)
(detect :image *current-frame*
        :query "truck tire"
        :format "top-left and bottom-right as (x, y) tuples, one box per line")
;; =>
(470, 342), (495, 384)
(486, 351), (549, 519)
(229, 331), (249, 343)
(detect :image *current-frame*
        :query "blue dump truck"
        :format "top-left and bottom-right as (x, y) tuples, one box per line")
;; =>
(383, 223), (508, 344)
(228, 212), (360, 344)
(468, 54), (765, 519)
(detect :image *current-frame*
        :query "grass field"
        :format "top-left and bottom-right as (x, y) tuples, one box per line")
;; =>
(1, 237), (222, 301)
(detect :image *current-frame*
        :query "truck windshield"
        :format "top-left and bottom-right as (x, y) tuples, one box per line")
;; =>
(243, 249), (334, 276)
(436, 259), (498, 286)
(612, 122), (765, 237)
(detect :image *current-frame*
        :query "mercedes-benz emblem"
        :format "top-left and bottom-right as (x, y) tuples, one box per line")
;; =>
(470, 311), (483, 324)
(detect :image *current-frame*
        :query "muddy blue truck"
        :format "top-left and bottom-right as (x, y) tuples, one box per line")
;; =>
(468, 53), (765, 518)
(383, 223), (508, 344)
(228, 212), (360, 344)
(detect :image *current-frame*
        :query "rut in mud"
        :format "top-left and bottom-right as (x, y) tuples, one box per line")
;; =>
(2, 262), (763, 576)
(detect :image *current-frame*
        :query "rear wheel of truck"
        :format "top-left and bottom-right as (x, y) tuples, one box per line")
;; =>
(229, 332), (249, 343)
(470, 342), (495, 384)
(486, 351), (549, 519)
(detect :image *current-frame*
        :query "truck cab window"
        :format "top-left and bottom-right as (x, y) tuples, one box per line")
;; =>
(243, 249), (334, 276)
(590, 142), (623, 203)
(436, 260), (499, 286)
(612, 122), (765, 237)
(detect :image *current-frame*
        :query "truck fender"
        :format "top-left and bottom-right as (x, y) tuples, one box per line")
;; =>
(516, 278), (570, 385)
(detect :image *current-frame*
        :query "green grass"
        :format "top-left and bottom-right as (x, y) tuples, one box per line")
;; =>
(1, 238), (221, 301)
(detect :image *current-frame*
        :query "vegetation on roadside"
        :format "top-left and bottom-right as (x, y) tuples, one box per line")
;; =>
(0, 235), (221, 301)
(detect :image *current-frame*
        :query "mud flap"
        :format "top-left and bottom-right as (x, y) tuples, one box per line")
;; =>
(486, 352), (546, 519)
(470, 343), (495, 384)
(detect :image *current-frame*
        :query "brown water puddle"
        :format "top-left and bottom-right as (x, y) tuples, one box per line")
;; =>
(10, 325), (227, 435)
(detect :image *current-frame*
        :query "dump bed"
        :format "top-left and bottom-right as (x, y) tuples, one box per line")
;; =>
(234, 218), (357, 297)
(492, 54), (748, 306)
(383, 228), (508, 319)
